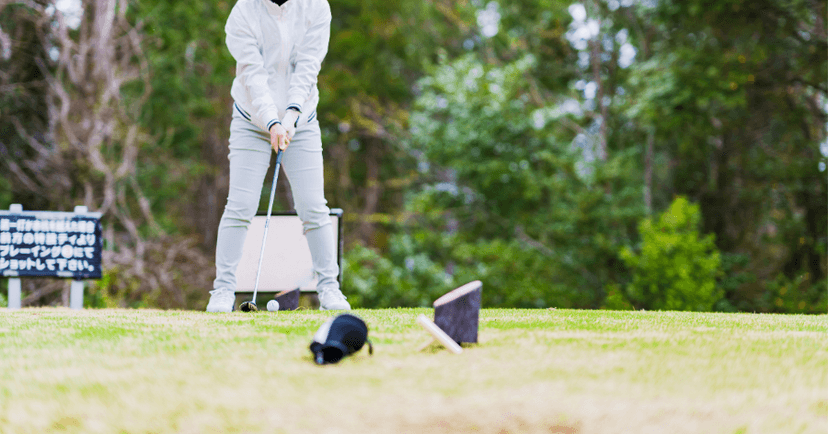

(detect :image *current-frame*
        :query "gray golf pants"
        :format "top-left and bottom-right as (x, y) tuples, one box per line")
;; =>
(213, 110), (339, 294)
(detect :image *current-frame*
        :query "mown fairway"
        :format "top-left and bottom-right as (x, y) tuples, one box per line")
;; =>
(0, 308), (825, 434)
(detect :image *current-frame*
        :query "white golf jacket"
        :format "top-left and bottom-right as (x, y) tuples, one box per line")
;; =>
(225, 0), (331, 132)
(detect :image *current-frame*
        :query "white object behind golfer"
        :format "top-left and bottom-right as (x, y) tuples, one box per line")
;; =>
(235, 212), (340, 293)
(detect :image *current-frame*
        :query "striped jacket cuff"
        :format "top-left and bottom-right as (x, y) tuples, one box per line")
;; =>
(286, 103), (303, 113)
(266, 119), (281, 131)
(287, 93), (305, 111)
(234, 102), (252, 121)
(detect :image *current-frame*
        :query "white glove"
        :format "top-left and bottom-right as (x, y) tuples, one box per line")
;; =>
(269, 123), (290, 151)
(281, 109), (300, 139)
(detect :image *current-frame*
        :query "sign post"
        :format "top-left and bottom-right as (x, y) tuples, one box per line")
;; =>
(7, 204), (22, 310)
(1, 204), (103, 310)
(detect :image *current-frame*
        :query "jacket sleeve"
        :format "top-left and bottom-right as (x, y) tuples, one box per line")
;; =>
(286, 1), (331, 113)
(225, 3), (281, 131)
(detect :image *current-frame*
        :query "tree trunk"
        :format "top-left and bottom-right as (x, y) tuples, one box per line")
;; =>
(358, 139), (382, 244)
(644, 129), (654, 215)
(588, 12), (607, 162)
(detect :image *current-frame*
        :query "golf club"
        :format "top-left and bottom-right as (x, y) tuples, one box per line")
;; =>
(240, 148), (284, 312)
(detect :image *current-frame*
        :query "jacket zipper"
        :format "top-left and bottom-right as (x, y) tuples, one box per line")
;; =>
(278, 4), (291, 120)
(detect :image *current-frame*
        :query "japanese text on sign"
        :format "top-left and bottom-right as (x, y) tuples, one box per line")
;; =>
(0, 215), (102, 278)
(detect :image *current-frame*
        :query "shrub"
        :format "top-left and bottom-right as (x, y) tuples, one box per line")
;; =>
(620, 196), (722, 311)
(342, 241), (453, 308)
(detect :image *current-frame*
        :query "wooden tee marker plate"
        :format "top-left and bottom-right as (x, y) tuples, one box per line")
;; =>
(273, 288), (300, 311)
(416, 280), (483, 354)
(417, 315), (463, 354)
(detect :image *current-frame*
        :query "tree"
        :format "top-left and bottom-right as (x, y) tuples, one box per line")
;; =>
(0, 0), (212, 308)
(320, 0), (471, 246)
(0, 1), (51, 210)
(622, 0), (827, 312)
(127, 0), (236, 248)
(620, 197), (722, 311)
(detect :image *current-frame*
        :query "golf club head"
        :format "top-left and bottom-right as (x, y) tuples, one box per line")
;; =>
(239, 301), (257, 312)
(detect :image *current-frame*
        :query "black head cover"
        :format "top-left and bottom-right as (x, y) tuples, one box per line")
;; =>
(310, 313), (373, 365)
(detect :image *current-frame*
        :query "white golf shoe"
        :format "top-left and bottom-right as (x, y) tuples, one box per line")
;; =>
(206, 288), (236, 313)
(318, 288), (351, 311)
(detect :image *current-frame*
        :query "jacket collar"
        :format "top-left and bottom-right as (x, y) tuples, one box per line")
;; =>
(263, 0), (292, 15)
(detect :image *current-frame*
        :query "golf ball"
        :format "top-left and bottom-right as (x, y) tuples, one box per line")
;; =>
(267, 299), (280, 312)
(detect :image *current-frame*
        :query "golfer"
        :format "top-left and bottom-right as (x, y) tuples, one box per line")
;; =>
(207, 0), (349, 312)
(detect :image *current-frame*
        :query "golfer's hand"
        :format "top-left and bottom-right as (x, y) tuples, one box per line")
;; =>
(281, 110), (300, 140)
(269, 123), (290, 151)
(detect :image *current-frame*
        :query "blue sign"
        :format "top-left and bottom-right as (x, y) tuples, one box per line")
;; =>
(0, 211), (103, 279)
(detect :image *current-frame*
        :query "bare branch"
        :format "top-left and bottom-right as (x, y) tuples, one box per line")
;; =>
(0, 22), (10, 61)
(515, 225), (554, 257)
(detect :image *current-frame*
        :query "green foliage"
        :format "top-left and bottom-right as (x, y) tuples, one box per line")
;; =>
(80, 259), (210, 310)
(602, 284), (635, 311)
(0, 3), (50, 210)
(318, 0), (473, 250)
(620, 197), (722, 311)
(82, 269), (126, 309)
(0, 177), (12, 210)
(354, 46), (646, 309)
(343, 242), (452, 308)
(621, 0), (827, 312)
(127, 0), (237, 236)
(714, 253), (755, 312)
(2, 0), (824, 312)
(761, 274), (828, 315)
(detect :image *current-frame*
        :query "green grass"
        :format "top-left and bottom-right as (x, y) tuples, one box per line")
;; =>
(0, 308), (826, 433)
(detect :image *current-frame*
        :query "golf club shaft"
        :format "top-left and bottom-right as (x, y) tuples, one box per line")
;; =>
(252, 149), (284, 303)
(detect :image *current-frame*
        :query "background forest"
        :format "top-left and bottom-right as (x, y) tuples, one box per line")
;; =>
(1, 0), (825, 313)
